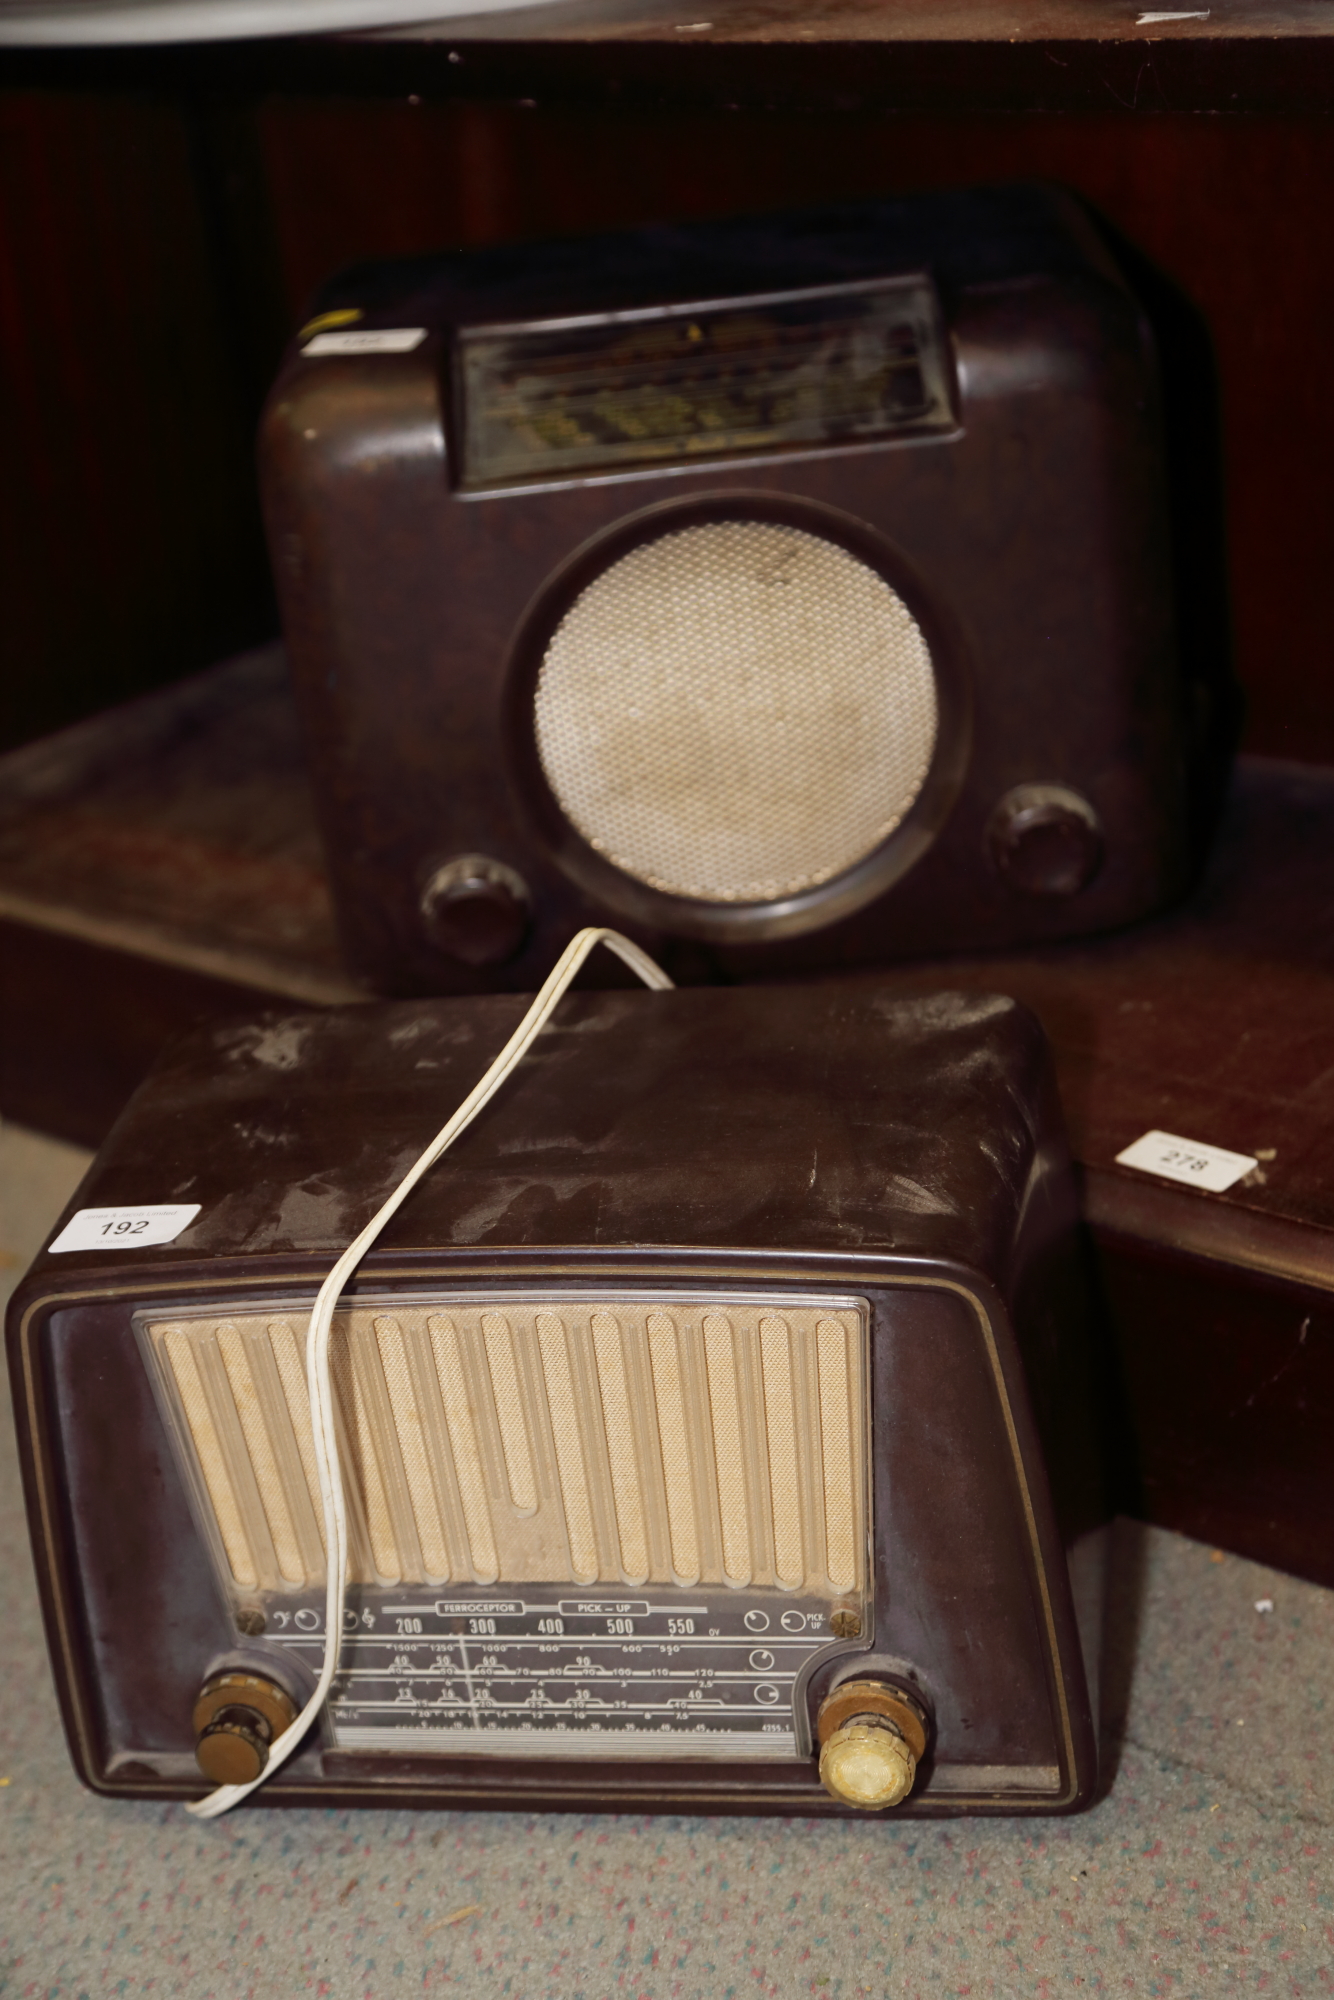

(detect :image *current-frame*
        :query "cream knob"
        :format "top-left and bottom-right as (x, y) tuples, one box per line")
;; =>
(819, 1716), (917, 1809)
(815, 1678), (929, 1811)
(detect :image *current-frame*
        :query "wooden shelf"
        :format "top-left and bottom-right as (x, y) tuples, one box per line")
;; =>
(378, 0), (1334, 48)
(7, 2), (1334, 112)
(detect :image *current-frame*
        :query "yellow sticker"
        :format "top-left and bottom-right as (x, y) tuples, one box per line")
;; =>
(298, 307), (363, 341)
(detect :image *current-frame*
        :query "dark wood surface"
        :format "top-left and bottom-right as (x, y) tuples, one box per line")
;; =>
(0, 644), (354, 999)
(11, 11), (1334, 112)
(866, 757), (1334, 1248)
(0, 648), (362, 1144)
(386, 0), (1334, 45)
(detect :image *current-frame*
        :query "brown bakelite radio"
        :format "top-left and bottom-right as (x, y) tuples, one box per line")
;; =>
(260, 183), (1186, 996)
(9, 979), (1105, 1815)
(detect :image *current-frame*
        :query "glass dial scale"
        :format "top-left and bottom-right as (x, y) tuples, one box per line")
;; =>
(269, 1585), (859, 1759)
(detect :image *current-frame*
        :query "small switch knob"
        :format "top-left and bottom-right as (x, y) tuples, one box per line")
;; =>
(986, 784), (1104, 897)
(420, 854), (532, 966)
(193, 1670), (297, 1786)
(815, 1678), (929, 1811)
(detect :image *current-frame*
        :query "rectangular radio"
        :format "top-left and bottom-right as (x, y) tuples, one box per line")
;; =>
(261, 182), (1188, 995)
(9, 975), (1105, 1816)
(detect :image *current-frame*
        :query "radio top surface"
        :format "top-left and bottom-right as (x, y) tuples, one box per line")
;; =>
(20, 981), (1056, 1277)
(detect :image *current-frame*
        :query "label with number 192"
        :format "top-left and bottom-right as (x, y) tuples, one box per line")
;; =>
(48, 1204), (202, 1254)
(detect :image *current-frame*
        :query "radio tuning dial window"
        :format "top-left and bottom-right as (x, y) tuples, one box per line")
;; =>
(456, 276), (954, 490)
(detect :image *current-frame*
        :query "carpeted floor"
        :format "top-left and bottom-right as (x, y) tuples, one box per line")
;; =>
(1, 1118), (1329, 1998)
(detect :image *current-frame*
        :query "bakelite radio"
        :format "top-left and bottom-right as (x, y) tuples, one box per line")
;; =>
(8, 976), (1106, 1816)
(260, 182), (1187, 995)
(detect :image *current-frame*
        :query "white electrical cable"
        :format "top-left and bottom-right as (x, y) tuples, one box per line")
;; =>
(186, 926), (674, 1819)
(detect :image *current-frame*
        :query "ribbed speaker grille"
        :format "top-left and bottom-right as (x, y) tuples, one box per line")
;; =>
(533, 519), (938, 903)
(146, 1298), (866, 1598)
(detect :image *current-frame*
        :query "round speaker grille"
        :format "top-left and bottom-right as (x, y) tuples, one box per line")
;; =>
(532, 519), (939, 904)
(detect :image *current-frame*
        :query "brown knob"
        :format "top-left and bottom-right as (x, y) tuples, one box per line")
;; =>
(193, 1671), (297, 1785)
(986, 784), (1104, 897)
(196, 1712), (272, 1786)
(816, 1679), (929, 1811)
(420, 854), (532, 966)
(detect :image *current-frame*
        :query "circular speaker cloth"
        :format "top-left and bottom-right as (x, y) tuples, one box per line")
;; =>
(533, 518), (940, 904)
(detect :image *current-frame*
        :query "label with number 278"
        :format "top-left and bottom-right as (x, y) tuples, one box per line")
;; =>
(1115, 1130), (1257, 1195)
